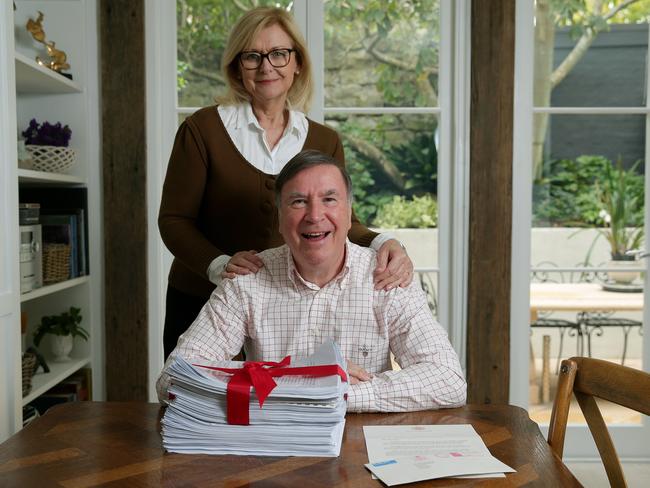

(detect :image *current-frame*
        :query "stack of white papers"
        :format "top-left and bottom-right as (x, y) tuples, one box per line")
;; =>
(363, 425), (515, 486)
(161, 340), (348, 456)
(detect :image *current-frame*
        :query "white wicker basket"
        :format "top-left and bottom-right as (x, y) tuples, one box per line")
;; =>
(26, 145), (76, 173)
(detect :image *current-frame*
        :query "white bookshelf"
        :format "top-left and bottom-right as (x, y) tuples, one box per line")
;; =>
(22, 355), (90, 406)
(14, 51), (82, 94)
(18, 168), (85, 185)
(0, 0), (103, 440)
(20, 276), (89, 303)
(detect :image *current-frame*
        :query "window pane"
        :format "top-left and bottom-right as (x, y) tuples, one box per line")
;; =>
(530, 115), (645, 425)
(534, 5), (649, 108)
(537, 113), (645, 165)
(326, 113), (439, 317)
(176, 0), (293, 108)
(324, 0), (440, 107)
(325, 113), (438, 225)
(178, 112), (192, 126)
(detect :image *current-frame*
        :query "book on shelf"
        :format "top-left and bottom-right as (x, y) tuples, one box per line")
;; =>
(28, 369), (91, 415)
(49, 370), (90, 401)
(76, 208), (87, 276)
(22, 404), (40, 427)
(20, 187), (89, 278)
(30, 392), (76, 415)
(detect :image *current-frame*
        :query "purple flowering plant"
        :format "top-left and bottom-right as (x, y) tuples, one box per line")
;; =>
(21, 118), (72, 147)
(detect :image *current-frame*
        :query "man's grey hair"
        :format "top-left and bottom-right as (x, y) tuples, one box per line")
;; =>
(274, 150), (353, 208)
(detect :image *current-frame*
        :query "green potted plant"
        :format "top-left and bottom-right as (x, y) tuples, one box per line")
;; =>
(596, 158), (644, 284)
(33, 307), (89, 362)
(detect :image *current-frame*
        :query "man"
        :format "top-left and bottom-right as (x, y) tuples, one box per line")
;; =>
(157, 150), (466, 412)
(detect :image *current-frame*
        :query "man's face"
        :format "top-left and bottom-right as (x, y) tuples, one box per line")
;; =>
(278, 165), (352, 275)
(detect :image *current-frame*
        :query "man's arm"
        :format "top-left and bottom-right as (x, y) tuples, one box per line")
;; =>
(347, 283), (466, 412)
(155, 282), (247, 402)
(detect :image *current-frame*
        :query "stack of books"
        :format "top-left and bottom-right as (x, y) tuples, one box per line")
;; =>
(161, 340), (348, 456)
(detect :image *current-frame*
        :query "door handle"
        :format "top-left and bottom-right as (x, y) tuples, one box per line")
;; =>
(625, 250), (650, 259)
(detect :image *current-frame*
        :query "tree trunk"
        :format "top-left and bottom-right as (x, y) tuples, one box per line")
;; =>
(532, 0), (554, 180)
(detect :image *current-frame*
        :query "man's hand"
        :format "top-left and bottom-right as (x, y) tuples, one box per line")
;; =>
(221, 250), (264, 279)
(373, 239), (414, 290)
(347, 359), (373, 385)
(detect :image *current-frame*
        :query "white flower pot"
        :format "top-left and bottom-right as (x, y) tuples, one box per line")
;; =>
(607, 259), (640, 285)
(51, 334), (73, 362)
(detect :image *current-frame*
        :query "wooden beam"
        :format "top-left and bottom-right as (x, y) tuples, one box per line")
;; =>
(467, 0), (515, 404)
(100, 0), (148, 400)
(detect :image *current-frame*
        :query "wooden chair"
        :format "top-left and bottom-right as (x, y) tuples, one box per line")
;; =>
(548, 357), (650, 487)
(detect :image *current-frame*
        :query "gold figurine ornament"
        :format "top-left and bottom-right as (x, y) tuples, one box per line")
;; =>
(25, 11), (71, 75)
(25, 11), (46, 42)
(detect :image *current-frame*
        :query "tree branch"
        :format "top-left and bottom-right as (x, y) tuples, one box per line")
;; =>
(550, 0), (640, 88)
(366, 37), (412, 71)
(603, 0), (639, 21)
(187, 65), (224, 85)
(233, 0), (251, 11)
(550, 29), (595, 88)
(417, 70), (438, 106)
(366, 35), (439, 103)
(340, 132), (406, 190)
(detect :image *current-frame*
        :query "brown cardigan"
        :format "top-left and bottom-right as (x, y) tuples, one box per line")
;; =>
(159, 105), (378, 299)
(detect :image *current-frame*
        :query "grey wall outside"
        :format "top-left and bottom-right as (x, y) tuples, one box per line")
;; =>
(548, 24), (648, 170)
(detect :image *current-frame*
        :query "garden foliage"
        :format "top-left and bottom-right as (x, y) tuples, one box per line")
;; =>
(533, 155), (644, 227)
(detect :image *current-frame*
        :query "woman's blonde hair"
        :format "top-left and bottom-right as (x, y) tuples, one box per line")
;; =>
(216, 7), (313, 112)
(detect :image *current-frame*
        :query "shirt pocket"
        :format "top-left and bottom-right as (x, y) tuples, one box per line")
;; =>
(348, 340), (388, 374)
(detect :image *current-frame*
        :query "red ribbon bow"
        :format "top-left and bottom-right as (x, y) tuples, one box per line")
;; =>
(195, 356), (348, 425)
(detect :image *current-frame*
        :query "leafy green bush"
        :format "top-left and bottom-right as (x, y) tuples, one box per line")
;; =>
(340, 115), (438, 225)
(373, 195), (438, 228)
(533, 155), (644, 227)
(347, 157), (393, 225)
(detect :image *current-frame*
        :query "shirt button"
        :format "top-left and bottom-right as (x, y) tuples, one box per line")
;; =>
(261, 201), (273, 214)
(265, 179), (275, 190)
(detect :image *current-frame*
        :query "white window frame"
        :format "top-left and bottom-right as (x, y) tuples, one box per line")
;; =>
(145, 0), (177, 401)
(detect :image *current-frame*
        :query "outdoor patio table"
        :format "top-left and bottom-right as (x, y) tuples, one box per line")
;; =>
(529, 282), (643, 401)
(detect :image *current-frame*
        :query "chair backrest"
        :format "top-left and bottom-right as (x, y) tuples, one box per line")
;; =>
(548, 357), (650, 488)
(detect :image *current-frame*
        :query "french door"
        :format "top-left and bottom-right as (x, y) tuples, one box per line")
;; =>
(512, 0), (650, 459)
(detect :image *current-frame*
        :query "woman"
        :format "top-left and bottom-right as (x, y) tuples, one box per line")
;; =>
(159, 7), (413, 358)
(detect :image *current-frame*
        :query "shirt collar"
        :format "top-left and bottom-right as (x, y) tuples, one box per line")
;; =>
(286, 240), (352, 290)
(238, 102), (305, 139)
(242, 102), (262, 132)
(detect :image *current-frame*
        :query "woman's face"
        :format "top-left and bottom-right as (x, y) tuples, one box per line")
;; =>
(240, 24), (300, 108)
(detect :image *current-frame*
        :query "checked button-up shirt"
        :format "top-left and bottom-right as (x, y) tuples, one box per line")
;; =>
(157, 241), (467, 412)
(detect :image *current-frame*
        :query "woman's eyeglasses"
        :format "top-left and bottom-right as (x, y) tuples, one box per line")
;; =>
(239, 49), (295, 70)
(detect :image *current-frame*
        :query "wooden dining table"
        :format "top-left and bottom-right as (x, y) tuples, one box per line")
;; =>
(0, 401), (581, 487)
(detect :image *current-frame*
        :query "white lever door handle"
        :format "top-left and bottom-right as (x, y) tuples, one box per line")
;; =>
(626, 250), (650, 259)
